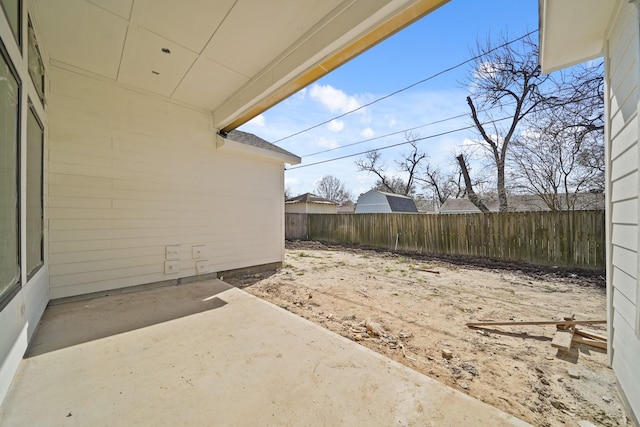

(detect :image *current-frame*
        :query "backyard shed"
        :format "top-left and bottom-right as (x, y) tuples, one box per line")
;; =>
(540, 0), (640, 423)
(355, 190), (418, 213)
(285, 193), (338, 214)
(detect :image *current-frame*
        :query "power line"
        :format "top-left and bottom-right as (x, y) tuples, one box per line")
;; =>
(273, 30), (538, 144)
(286, 93), (602, 170)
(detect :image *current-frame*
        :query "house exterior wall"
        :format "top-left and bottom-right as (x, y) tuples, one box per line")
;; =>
(606, 1), (640, 421)
(47, 66), (286, 299)
(285, 203), (337, 214)
(355, 191), (392, 213)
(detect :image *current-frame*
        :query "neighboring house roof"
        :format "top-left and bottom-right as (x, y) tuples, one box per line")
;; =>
(439, 193), (605, 213)
(286, 193), (337, 205)
(217, 130), (301, 164)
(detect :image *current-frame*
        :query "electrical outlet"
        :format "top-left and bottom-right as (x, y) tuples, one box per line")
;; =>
(165, 245), (180, 260)
(164, 260), (180, 274)
(192, 245), (205, 259)
(196, 260), (208, 274)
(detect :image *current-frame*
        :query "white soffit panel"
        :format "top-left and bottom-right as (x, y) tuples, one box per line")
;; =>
(201, 0), (344, 77)
(35, 0), (128, 79)
(540, 0), (616, 73)
(86, 0), (133, 20)
(172, 57), (249, 110)
(138, 0), (235, 53)
(118, 27), (198, 97)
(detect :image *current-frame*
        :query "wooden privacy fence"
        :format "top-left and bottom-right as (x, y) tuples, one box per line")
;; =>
(286, 211), (605, 270)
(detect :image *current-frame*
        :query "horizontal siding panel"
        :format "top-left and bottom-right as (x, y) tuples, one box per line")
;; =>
(49, 197), (111, 209)
(49, 219), (112, 230)
(49, 239), (112, 253)
(48, 173), (112, 188)
(50, 264), (163, 287)
(613, 288), (637, 329)
(611, 143), (638, 181)
(50, 255), (164, 276)
(612, 245), (638, 278)
(611, 312), (640, 412)
(49, 150), (113, 168)
(610, 117), (638, 159)
(612, 266), (638, 305)
(611, 170), (638, 201)
(611, 199), (638, 224)
(49, 246), (166, 264)
(612, 223), (638, 251)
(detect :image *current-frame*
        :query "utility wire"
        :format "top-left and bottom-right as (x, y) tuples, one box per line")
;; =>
(273, 30), (539, 144)
(286, 92), (602, 170)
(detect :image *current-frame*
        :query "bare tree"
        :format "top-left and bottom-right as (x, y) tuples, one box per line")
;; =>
(415, 164), (464, 208)
(511, 62), (605, 210)
(355, 132), (427, 196)
(315, 175), (352, 203)
(461, 33), (548, 212)
(284, 186), (293, 201)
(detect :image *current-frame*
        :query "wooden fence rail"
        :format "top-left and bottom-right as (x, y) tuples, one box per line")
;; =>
(286, 210), (605, 270)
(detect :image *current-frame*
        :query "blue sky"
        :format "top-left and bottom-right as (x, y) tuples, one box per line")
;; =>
(239, 0), (539, 198)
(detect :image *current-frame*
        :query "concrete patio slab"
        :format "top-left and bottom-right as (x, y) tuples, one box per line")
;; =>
(0, 280), (530, 426)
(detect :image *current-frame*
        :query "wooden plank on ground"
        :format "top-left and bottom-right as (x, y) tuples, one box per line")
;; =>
(466, 319), (606, 328)
(551, 328), (575, 351)
(572, 335), (607, 350)
(574, 329), (607, 342)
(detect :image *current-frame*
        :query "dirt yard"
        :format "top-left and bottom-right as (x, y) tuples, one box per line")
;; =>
(230, 241), (629, 427)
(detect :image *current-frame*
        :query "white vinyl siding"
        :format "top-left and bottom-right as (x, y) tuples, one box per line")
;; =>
(606, 1), (640, 421)
(47, 66), (285, 299)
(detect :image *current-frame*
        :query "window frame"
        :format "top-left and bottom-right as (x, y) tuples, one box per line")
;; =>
(27, 16), (44, 103)
(26, 100), (43, 280)
(0, 36), (21, 311)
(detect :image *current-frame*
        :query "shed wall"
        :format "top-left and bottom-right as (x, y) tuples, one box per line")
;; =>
(355, 192), (391, 213)
(47, 66), (285, 299)
(606, 2), (640, 421)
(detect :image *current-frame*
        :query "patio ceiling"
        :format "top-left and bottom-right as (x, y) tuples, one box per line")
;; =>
(32, 0), (449, 130)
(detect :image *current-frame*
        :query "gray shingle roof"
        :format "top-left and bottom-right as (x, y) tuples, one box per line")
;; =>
(286, 193), (337, 205)
(385, 194), (418, 212)
(223, 129), (299, 160)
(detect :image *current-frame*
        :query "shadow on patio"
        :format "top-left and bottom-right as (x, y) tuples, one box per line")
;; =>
(1, 280), (530, 426)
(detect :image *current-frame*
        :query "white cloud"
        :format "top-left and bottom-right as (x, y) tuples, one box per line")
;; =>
(309, 83), (361, 114)
(285, 177), (300, 187)
(246, 114), (265, 127)
(327, 119), (344, 132)
(360, 127), (374, 138)
(314, 137), (339, 149)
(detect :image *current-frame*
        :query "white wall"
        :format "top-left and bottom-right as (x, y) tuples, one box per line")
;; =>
(47, 66), (286, 299)
(355, 191), (391, 213)
(606, 1), (640, 422)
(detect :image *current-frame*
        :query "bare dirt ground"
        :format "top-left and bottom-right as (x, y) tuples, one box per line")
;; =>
(230, 241), (630, 427)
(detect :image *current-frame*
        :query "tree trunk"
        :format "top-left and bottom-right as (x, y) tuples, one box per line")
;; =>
(496, 159), (508, 212)
(456, 155), (490, 214)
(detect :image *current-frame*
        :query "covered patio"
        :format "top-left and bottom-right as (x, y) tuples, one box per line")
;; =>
(0, 281), (528, 425)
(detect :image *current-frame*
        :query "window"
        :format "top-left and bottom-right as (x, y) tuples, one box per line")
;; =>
(0, 41), (20, 309)
(28, 17), (44, 102)
(26, 103), (43, 279)
(0, 0), (20, 46)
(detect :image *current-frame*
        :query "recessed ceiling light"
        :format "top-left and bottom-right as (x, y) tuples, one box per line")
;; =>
(161, 48), (171, 54)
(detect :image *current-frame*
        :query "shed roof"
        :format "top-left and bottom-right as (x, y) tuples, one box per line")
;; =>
(385, 194), (418, 212)
(439, 193), (605, 213)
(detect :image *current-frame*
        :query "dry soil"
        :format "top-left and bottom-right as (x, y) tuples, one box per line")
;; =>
(230, 241), (630, 427)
